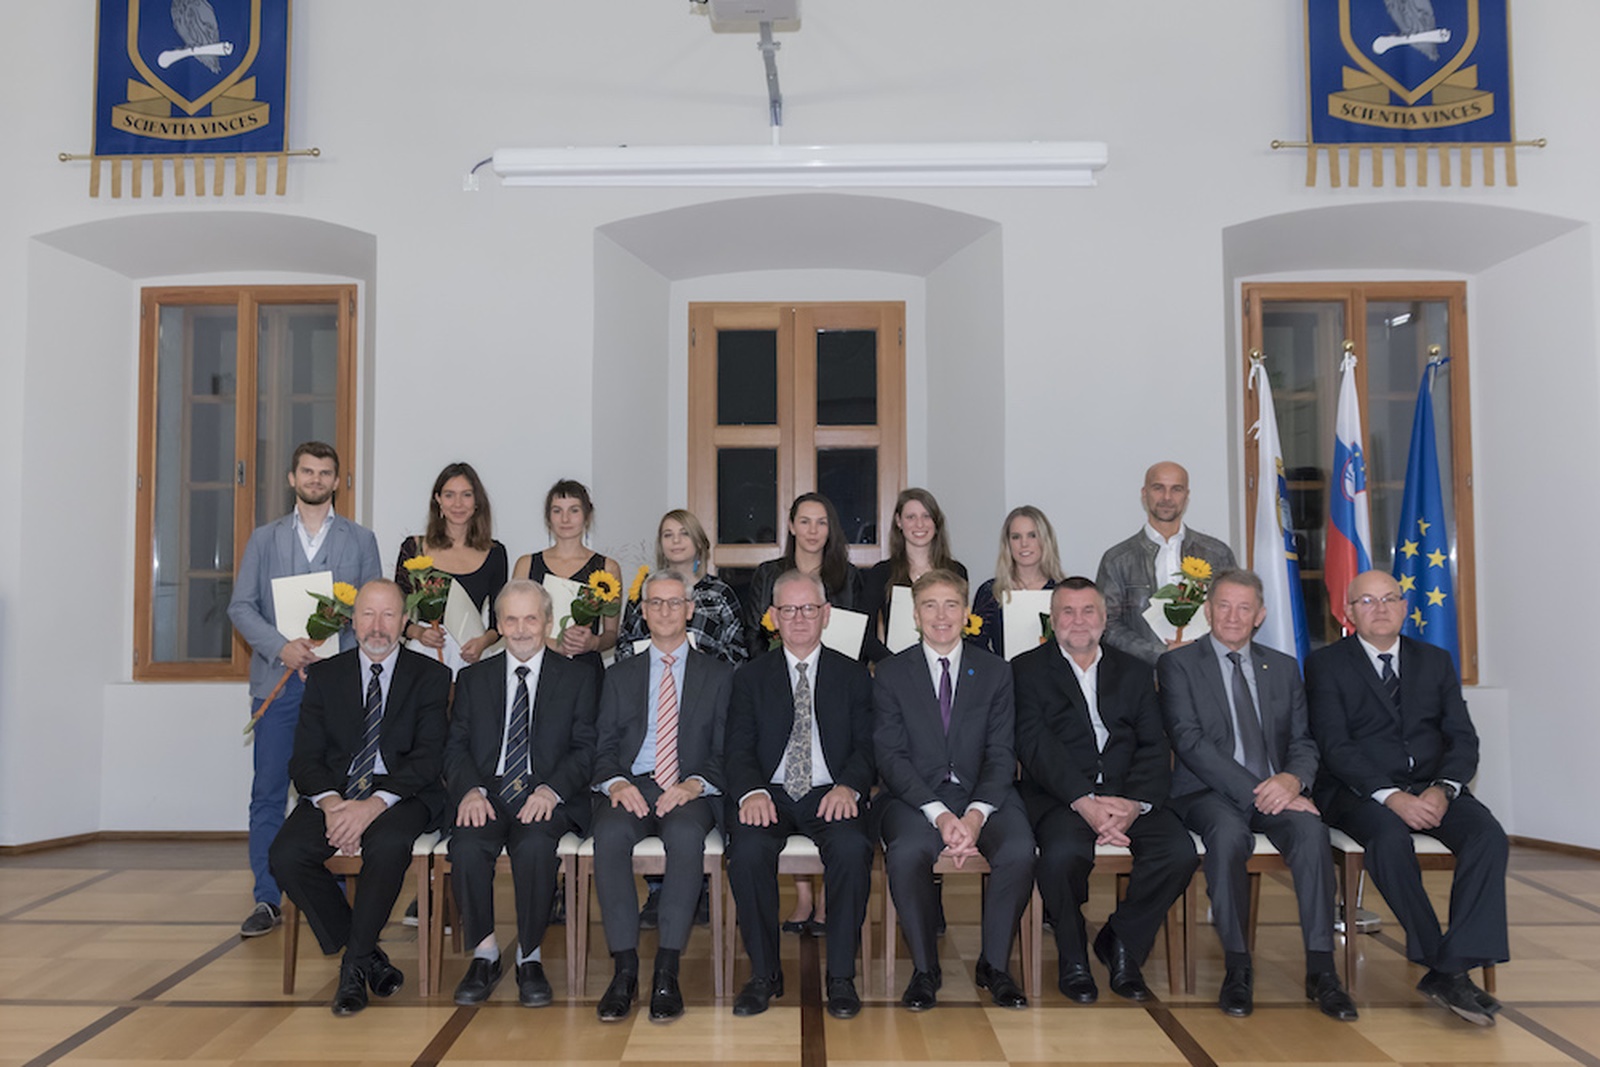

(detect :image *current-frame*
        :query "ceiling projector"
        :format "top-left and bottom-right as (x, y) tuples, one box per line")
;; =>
(706, 0), (799, 28)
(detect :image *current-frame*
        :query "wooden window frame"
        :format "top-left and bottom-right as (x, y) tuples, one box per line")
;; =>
(133, 284), (357, 682)
(1242, 281), (1477, 683)
(688, 301), (906, 571)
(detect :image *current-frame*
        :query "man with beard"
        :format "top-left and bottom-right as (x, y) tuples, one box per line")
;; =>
(229, 442), (382, 938)
(268, 580), (450, 1015)
(1096, 461), (1237, 666)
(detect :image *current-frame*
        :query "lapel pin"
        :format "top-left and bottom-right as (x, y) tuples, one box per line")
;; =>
(967, 668), (975, 676)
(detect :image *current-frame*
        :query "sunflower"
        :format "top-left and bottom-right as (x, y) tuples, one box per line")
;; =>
(589, 570), (622, 602)
(1180, 556), (1213, 582)
(627, 564), (650, 603)
(761, 608), (777, 633)
(963, 613), (983, 637)
(402, 555), (435, 572)
(332, 582), (358, 606)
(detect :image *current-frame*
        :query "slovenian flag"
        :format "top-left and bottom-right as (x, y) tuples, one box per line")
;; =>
(1394, 358), (1460, 673)
(1249, 359), (1312, 663)
(1326, 352), (1373, 633)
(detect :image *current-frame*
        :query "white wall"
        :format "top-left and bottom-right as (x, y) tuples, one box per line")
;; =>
(4, 1), (1600, 845)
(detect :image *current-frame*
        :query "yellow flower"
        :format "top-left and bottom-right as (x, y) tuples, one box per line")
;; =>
(332, 582), (358, 606)
(403, 555), (434, 572)
(963, 613), (983, 636)
(589, 571), (622, 602)
(1180, 556), (1213, 581)
(628, 564), (650, 602)
(761, 608), (777, 633)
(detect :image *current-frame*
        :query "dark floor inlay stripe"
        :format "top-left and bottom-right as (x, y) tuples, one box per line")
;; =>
(20, 1006), (135, 1067)
(1511, 870), (1600, 917)
(132, 934), (244, 1000)
(1145, 1002), (1219, 1067)
(1501, 1005), (1600, 1067)
(411, 1005), (478, 1067)
(0, 870), (120, 921)
(798, 932), (826, 1067)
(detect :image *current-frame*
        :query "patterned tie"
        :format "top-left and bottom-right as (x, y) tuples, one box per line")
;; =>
(654, 653), (679, 788)
(348, 663), (384, 800)
(499, 665), (532, 807)
(1378, 653), (1402, 715)
(782, 661), (814, 801)
(1227, 651), (1271, 781)
(938, 656), (953, 734)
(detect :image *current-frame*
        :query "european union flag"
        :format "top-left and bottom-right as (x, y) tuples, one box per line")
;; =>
(1393, 358), (1459, 673)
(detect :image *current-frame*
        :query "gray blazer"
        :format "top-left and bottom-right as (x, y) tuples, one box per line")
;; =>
(227, 512), (383, 698)
(1096, 526), (1236, 665)
(1157, 636), (1319, 810)
(592, 647), (733, 794)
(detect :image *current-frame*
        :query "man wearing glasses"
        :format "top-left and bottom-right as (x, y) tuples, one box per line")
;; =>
(1306, 570), (1508, 1027)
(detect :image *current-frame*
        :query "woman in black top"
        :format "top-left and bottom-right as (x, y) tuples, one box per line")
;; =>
(744, 492), (864, 658)
(861, 487), (967, 662)
(513, 479), (622, 675)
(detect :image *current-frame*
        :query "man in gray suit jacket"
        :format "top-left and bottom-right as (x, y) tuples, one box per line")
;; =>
(590, 569), (734, 1023)
(1158, 569), (1356, 1021)
(227, 441), (381, 938)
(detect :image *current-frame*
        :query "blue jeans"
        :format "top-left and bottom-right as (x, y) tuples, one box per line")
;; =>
(249, 671), (305, 906)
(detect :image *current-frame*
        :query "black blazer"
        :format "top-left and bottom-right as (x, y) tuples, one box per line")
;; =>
(1157, 636), (1319, 810)
(290, 647), (451, 825)
(593, 646), (734, 792)
(872, 643), (1019, 811)
(1306, 634), (1479, 812)
(443, 651), (599, 827)
(724, 645), (875, 802)
(1013, 641), (1171, 811)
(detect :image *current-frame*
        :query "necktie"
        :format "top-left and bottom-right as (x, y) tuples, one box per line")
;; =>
(654, 653), (679, 788)
(782, 661), (814, 801)
(938, 656), (953, 734)
(348, 663), (384, 800)
(1378, 653), (1401, 715)
(499, 665), (532, 807)
(1227, 651), (1271, 781)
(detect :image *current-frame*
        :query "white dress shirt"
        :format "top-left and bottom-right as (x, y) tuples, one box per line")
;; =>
(917, 640), (995, 828)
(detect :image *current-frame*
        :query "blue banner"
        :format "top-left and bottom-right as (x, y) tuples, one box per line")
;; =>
(1307, 0), (1512, 145)
(1393, 359), (1461, 674)
(93, 0), (290, 158)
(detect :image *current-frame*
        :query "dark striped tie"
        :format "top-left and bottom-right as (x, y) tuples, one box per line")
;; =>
(1227, 651), (1271, 781)
(348, 663), (384, 800)
(1379, 653), (1401, 715)
(499, 665), (532, 808)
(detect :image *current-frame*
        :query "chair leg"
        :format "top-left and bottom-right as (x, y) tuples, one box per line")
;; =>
(430, 867), (449, 998)
(1184, 877), (1198, 995)
(723, 879), (738, 994)
(1341, 851), (1363, 992)
(1025, 882), (1043, 1000)
(574, 857), (593, 998)
(708, 860), (725, 999)
(1165, 898), (1183, 996)
(563, 853), (579, 1001)
(281, 898), (300, 995)
(1246, 871), (1262, 955)
(882, 876), (898, 999)
(413, 856), (431, 996)
(1482, 963), (1496, 994)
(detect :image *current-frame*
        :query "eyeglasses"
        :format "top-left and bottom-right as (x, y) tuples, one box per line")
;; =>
(643, 597), (687, 611)
(773, 603), (824, 620)
(1349, 593), (1405, 609)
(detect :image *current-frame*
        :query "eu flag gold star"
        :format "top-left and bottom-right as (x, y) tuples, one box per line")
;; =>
(1410, 609), (1427, 630)
(1427, 549), (1447, 568)
(1397, 574), (1416, 593)
(1417, 518), (1432, 536)
(1426, 587), (1447, 606)
(1400, 540), (1419, 559)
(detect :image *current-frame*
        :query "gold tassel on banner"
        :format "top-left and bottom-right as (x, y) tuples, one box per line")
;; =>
(1394, 145), (1406, 188)
(174, 157), (186, 195)
(1417, 145), (1429, 187)
(1460, 146), (1472, 187)
(131, 157), (143, 198)
(1482, 145), (1496, 187)
(152, 157), (164, 197)
(1439, 145), (1452, 187)
(276, 153), (288, 196)
(212, 156), (225, 197)
(235, 157), (247, 197)
(255, 155), (268, 195)
(1328, 147), (1341, 188)
(89, 158), (102, 198)
(110, 158), (123, 199)
(1372, 146), (1385, 187)
(1273, 139), (1540, 188)
(1505, 144), (1518, 186)
(1347, 146), (1359, 187)
(194, 157), (206, 197)
(65, 148), (318, 197)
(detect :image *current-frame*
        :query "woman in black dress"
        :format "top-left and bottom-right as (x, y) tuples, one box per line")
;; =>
(512, 479), (622, 675)
(861, 487), (966, 662)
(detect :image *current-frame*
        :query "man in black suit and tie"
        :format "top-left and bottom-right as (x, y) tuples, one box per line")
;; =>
(875, 568), (1035, 1012)
(268, 579), (450, 1016)
(443, 579), (598, 1007)
(1158, 569), (1357, 1021)
(1014, 577), (1197, 1004)
(591, 569), (734, 1023)
(725, 570), (875, 1019)
(1307, 570), (1507, 1026)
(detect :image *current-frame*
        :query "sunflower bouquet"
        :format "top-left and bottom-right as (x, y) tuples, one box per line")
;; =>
(627, 564), (650, 603)
(560, 570), (623, 638)
(759, 607), (783, 650)
(401, 555), (452, 625)
(1153, 556), (1214, 635)
(245, 582), (357, 735)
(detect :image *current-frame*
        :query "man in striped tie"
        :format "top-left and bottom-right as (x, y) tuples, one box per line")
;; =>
(591, 569), (735, 1023)
(269, 579), (451, 1016)
(443, 579), (599, 1008)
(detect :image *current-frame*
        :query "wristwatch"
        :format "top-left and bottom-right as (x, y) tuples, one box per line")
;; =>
(1430, 779), (1460, 801)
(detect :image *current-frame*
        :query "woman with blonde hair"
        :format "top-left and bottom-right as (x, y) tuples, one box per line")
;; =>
(970, 505), (1066, 658)
(616, 509), (747, 665)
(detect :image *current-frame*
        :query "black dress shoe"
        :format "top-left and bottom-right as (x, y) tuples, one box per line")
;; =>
(1417, 969), (1494, 1026)
(1093, 924), (1152, 1001)
(518, 960), (553, 1007)
(826, 976), (861, 1019)
(596, 971), (638, 1022)
(1218, 963), (1253, 1017)
(1466, 976), (1503, 1015)
(1057, 961), (1099, 1004)
(649, 970), (684, 1022)
(732, 973), (784, 1016)
(453, 955), (504, 1006)
(780, 910), (814, 935)
(901, 968), (941, 1011)
(332, 956), (370, 1016)
(975, 957), (1028, 1009)
(367, 947), (404, 998)
(1305, 971), (1358, 1021)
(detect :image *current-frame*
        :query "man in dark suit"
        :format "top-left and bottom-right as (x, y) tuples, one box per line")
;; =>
(268, 579), (449, 1016)
(1307, 569), (1508, 1026)
(1158, 569), (1356, 1021)
(591, 569), (734, 1023)
(443, 579), (598, 1007)
(228, 441), (382, 937)
(1014, 577), (1197, 1004)
(874, 568), (1035, 1011)
(725, 570), (875, 1019)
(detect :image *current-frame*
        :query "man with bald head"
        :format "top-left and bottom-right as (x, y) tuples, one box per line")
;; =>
(1307, 570), (1508, 1026)
(1097, 462), (1237, 666)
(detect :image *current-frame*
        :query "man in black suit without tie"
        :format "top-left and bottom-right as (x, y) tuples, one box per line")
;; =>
(1307, 569), (1508, 1026)
(1157, 568), (1357, 1021)
(874, 568), (1035, 1011)
(726, 570), (875, 1019)
(1013, 577), (1197, 1004)
(268, 579), (450, 1016)
(444, 579), (598, 1007)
